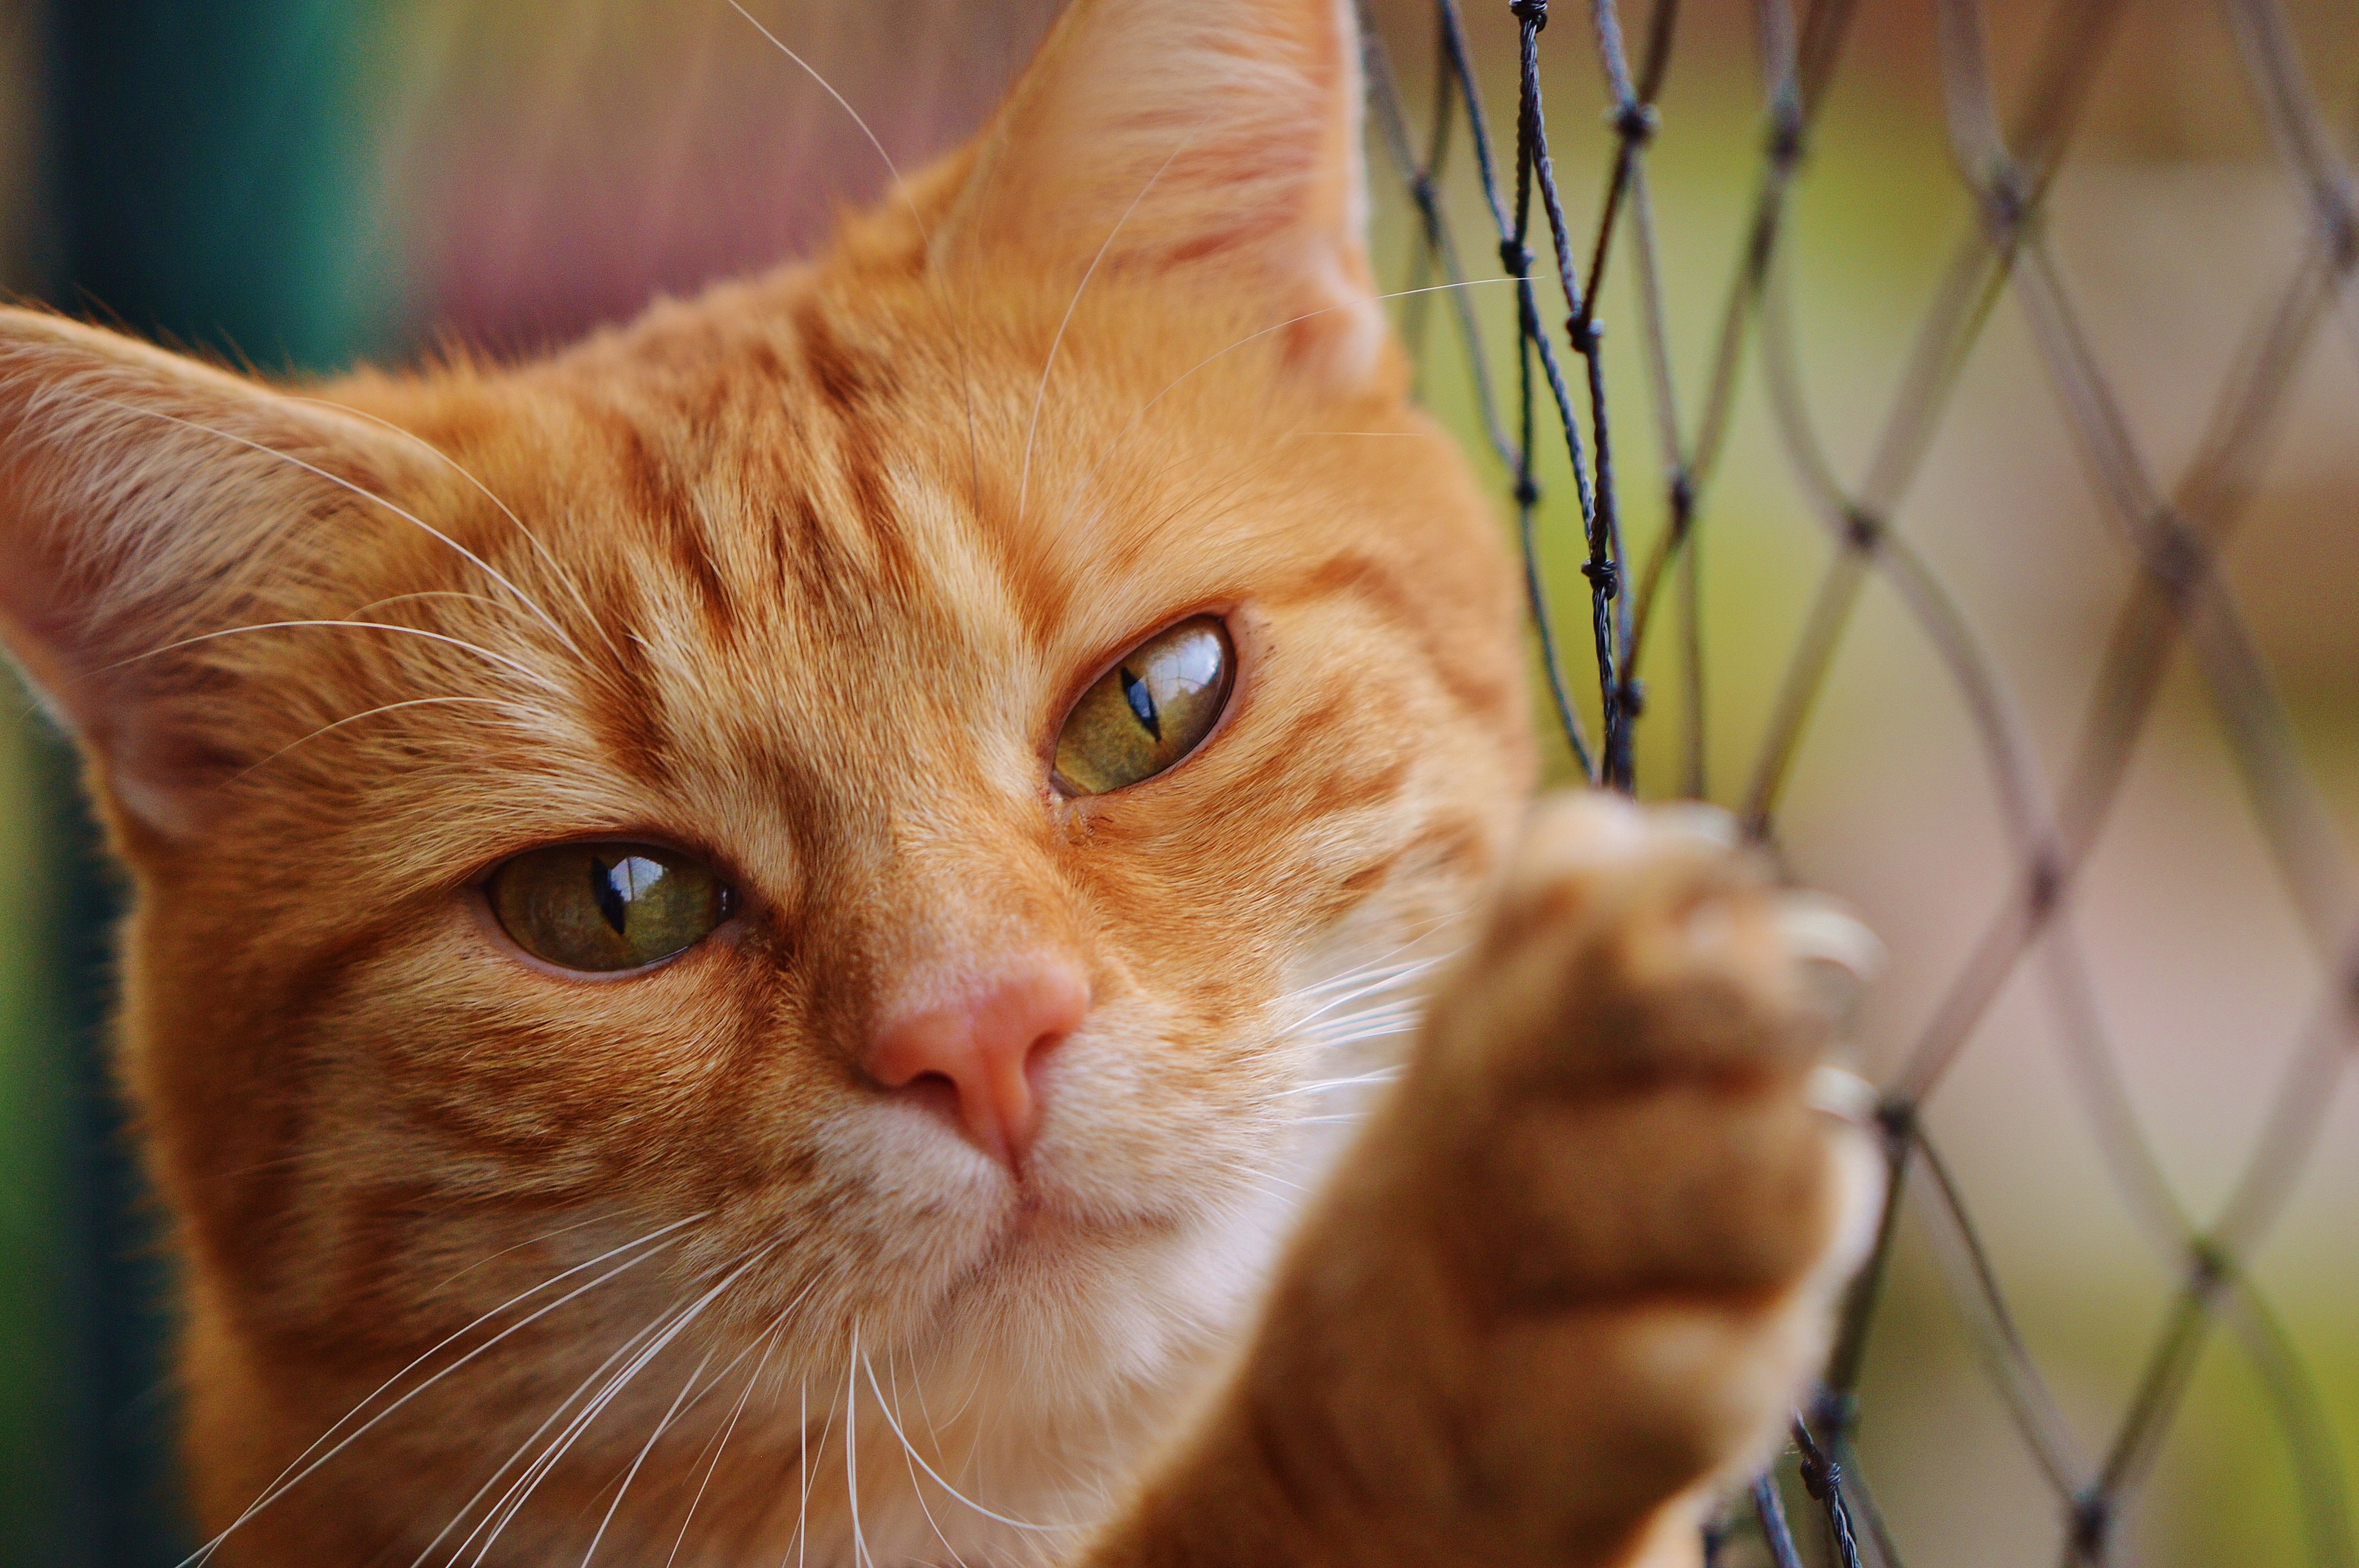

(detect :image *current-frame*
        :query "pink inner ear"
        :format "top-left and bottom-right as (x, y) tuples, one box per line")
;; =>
(938, 0), (1378, 359)
(0, 310), (430, 841)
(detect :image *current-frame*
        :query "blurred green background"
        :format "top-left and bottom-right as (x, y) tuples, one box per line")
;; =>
(4, 5), (393, 1562)
(0, 2), (2353, 1564)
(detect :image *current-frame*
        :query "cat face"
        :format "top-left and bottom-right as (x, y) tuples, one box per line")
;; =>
(1, 0), (1531, 1554)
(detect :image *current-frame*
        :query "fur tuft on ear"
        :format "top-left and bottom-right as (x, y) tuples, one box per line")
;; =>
(0, 309), (421, 837)
(936, 0), (1382, 388)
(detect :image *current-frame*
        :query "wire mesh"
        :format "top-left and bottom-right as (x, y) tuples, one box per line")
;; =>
(1358, 0), (2359, 1562)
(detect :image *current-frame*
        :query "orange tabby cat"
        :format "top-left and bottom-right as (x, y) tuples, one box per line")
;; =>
(0, 0), (1877, 1563)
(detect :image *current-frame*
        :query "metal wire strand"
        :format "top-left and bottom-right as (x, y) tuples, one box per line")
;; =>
(1362, 1), (2358, 1561)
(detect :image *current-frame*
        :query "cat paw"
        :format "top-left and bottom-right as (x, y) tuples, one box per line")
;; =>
(1327, 791), (1883, 1558)
(1085, 794), (1882, 1568)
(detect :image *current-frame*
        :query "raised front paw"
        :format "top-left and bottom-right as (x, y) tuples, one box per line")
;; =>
(1229, 792), (1883, 1567)
(1408, 791), (1882, 1555)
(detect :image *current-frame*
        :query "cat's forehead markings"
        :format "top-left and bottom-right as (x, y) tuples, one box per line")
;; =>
(790, 293), (899, 417)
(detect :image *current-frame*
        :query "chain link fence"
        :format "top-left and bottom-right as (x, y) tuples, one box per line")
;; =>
(1357, 0), (2358, 1561)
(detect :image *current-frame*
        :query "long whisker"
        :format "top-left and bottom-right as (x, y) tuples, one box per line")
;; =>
(794, 1376), (822, 1568)
(343, 590), (516, 621)
(724, 2), (923, 246)
(233, 696), (533, 783)
(1287, 953), (1438, 999)
(877, 1348), (972, 1568)
(1278, 1066), (1406, 1098)
(1016, 120), (1209, 527)
(578, 1346), (717, 1567)
(438, 1301), (697, 1568)
(185, 1213), (707, 1568)
(722, 0), (990, 577)
(288, 394), (620, 665)
(858, 1355), (1071, 1533)
(1188, 1150), (1314, 1200)
(60, 392), (584, 663)
(1286, 954), (1453, 1034)
(423, 1215), (618, 1299)
(662, 1303), (797, 1568)
(415, 1307), (690, 1568)
(104, 619), (564, 697)
(845, 1325), (871, 1568)
(1297, 993), (1430, 1035)
(900, 1340), (955, 1478)
(465, 1244), (780, 1566)
(1296, 1021), (1423, 1059)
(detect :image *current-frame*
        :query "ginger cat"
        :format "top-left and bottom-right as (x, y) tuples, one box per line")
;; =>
(0, 0), (1877, 1563)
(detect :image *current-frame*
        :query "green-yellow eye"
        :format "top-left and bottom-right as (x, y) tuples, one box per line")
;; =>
(1053, 616), (1235, 795)
(486, 843), (731, 974)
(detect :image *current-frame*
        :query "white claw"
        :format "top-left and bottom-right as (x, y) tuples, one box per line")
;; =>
(1774, 892), (1885, 982)
(1651, 800), (1743, 851)
(1804, 1063), (1882, 1127)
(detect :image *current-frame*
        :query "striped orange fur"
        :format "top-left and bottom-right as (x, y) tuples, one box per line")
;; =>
(0, 2), (1873, 1563)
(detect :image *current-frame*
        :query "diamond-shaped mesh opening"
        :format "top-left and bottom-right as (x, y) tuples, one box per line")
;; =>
(1356, 0), (2359, 1561)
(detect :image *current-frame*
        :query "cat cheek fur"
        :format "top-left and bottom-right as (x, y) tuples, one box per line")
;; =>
(0, 0), (1570, 1560)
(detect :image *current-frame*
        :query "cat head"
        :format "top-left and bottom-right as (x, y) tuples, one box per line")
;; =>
(0, 0), (1530, 1548)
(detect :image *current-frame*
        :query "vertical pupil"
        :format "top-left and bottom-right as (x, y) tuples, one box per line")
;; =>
(589, 854), (630, 935)
(1119, 666), (1161, 739)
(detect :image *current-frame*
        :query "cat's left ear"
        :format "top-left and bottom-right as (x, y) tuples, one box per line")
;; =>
(937, 0), (1383, 389)
(0, 309), (425, 839)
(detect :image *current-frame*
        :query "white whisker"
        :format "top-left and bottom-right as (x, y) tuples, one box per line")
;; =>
(234, 696), (532, 782)
(725, 2), (924, 248)
(417, 1296), (735, 1568)
(1287, 959), (1449, 1034)
(422, 1214), (619, 1300)
(289, 394), (619, 665)
(726, 0), (991, 564)
(578, 1346), (716, 1567)
(664, 1277), (832, 1568)
(846, 1325), (871, 1568)
(107, 619), (564, 697)
(793, 1376), (816, 1568)
(61, 392), (585, 663)
(1280, 1066), (1405, 1098)
(185, 1213), (706, 1568)
(662, 1307), (793, 1568)
(1298, 1007), (1425, 1046)
(343, 589), (515, 620)
(463, 1244), (778, 1566)
(858, 1354), (1071, 1534)
(443, 1305), (694, 1568)
(877, 1350), (971, 1568)
(1016, 119), (1208, 528)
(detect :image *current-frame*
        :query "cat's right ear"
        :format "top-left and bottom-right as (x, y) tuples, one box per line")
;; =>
(935, 0), (1384, 390)
(0, 309), (416, 839)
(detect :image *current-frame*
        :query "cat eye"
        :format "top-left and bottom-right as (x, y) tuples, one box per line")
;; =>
(486, 843), (733, 974)
(1053, 616), (1235, 795)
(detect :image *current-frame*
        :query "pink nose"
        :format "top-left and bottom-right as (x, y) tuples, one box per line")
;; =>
(866, 966), (1089, 1171)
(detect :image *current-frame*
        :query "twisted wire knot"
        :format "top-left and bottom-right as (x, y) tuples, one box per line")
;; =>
(2070, 1490), (2113, 1554)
